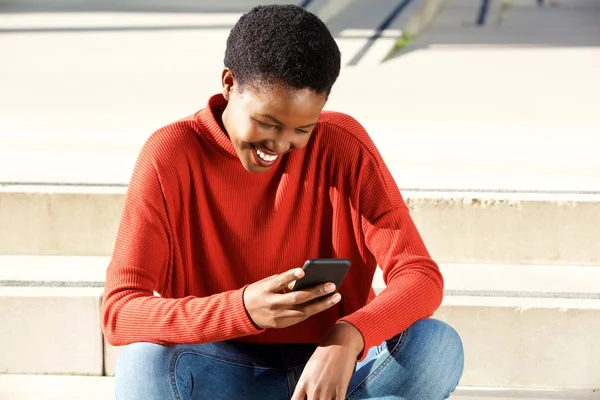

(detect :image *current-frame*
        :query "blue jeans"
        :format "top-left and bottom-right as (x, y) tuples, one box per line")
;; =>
(115, 318), (464, 400)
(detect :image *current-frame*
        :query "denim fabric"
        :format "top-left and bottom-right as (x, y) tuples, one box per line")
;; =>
(115, 318), (464, 400)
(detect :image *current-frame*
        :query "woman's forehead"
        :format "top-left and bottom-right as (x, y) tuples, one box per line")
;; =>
(239, 84), (326, 119)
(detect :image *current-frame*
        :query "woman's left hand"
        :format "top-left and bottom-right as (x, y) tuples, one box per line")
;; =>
(291, 322), (364, 400)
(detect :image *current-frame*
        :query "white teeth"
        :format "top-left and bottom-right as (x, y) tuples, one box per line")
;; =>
(256, 148), (278, 162)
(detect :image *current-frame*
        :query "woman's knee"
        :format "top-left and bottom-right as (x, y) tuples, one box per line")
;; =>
(114, 342), (177, 400)
(403, 318), (465, 398)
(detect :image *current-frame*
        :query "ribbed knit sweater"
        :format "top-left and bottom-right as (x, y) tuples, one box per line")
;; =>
(101, 94), (444, 360)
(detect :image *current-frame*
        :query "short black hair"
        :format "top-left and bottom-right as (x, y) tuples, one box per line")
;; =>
(224, 4), (341, 95)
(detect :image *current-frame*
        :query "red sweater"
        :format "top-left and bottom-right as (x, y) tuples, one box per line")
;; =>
(102, 94), (443, 360)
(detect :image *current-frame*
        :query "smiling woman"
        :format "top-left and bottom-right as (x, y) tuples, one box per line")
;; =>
(102, 4), (463, 400)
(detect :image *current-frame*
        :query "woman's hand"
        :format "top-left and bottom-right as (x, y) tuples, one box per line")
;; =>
(243, 268), (341, 329)
(292, 322), (364, 400)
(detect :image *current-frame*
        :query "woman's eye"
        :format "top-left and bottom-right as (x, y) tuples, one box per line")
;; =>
(257, 120), (276, 129)
(255, 119), (308, 134)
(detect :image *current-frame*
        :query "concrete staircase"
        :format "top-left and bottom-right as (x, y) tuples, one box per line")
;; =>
(1, 184), (599, 398)
(2, 0), (600, 398)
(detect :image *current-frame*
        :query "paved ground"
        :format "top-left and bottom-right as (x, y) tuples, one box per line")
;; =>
(393, 0), (600, 54)
(0, 0), (298, 13)
(0, 0), (598, 191)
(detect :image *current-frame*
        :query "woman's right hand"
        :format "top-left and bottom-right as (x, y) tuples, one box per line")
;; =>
(243, 268), (341, 329)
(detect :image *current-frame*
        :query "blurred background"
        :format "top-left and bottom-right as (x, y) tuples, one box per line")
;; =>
(1, 1), (599, 399)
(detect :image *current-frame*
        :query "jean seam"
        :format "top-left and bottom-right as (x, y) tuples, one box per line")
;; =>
(170, 349), (184, 400)
(287, 369), (297, 398)
(345, 330), (408, 399)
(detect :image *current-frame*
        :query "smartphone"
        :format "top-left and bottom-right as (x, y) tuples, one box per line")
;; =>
(291, 258), (351, 293)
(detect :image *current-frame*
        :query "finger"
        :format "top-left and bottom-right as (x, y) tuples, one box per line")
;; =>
(290, 383), (307, 400)
(274, 294), (341, 326)
(295, 292), (342, 317)
(257, 274), (278, 284)
(277, 282), (337, 306)
(270, 268), (304, 292)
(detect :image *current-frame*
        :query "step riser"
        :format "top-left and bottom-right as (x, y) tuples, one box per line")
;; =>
(0, 191), (123, 256)
(434, 302), (600, 390)
(1, 191), (599, 264)
(0, 287), (104, 375)
(2, 287), (597, 388)
(101, 300), (599, 389)
(408, 197), (600, 266)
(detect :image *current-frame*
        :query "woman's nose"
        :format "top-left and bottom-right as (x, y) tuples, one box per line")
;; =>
(272, 139), (290, 154)
(264, 134), (291, 154)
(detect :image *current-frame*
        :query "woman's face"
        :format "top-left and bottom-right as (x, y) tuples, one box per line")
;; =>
(220, 70), (327, 173)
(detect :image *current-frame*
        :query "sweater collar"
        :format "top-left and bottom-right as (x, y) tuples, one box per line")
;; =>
(195, 93), (238, 158)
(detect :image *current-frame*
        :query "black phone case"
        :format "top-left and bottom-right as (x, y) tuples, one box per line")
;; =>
(291, 258), (351, 292)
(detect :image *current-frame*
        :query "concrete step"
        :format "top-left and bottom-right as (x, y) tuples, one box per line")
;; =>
(0, 285), (104, 375)
(452, 386), (600, 399)
(1, 185), (599, 265)
(0, 375), (597, 400)
(0, 256), (107, 375)
(0, 375), (115, 400)
(1, 256), (599, 389)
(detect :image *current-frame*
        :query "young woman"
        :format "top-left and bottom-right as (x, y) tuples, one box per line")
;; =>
(102, 5), (464, 400)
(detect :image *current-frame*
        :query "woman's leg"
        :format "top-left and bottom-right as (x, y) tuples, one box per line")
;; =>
(114, 342), (178, 400)
(114, 341), (298, 400)
(346, 318), (464, 400)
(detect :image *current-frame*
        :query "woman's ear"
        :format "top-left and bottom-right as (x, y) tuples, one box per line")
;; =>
(221, 69), (235, 101)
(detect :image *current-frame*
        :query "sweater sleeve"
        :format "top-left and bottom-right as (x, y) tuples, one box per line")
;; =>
(101, 137), (264, 346)
(337, 128), (444, 360)
(339, 207), (444, 359)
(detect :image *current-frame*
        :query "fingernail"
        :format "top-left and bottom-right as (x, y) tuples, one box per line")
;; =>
(325, 283), (336, 293)
(294, 269), (304, 278)
(332, 294), (341, 303)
